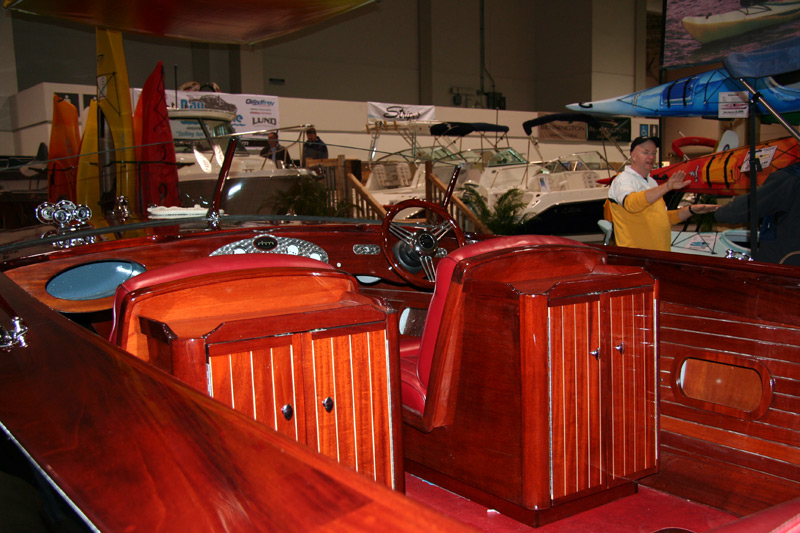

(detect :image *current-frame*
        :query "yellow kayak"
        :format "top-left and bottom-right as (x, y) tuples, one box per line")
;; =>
(682, 0), (800, 44)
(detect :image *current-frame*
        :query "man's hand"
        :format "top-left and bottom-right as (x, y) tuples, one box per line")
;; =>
(689, 204), (719, 214)
(666, 170), (692, 191)
(645, 169), (693, 204)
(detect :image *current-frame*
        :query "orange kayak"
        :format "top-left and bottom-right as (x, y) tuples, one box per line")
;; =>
(653, 136), (800, 195)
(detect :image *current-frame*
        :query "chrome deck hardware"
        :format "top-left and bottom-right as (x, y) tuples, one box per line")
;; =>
(0, 317), (28, 350)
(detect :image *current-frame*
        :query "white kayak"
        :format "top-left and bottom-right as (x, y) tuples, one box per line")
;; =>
(682, 0), (800, 44)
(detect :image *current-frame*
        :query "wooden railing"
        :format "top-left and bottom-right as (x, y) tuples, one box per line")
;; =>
(308, 157), (491, 233)
(307, 156), (386, 220)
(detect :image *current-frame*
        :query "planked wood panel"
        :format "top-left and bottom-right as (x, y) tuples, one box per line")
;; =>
(207, 321), (396, 487)
(209, 334), (303, 441)
(659, 302), (800, 452)
(541, 281), (657, 506)
(641, 294), (800, 512)
(549, 299), (603, 501)
(659, 430), (800, 483)
(607, 289), (658, 483)
(308, 323), (395, 486)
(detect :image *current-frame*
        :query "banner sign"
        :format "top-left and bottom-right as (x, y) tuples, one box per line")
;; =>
(587, 117), (631, 144)
(537, 116), (588, 142)
(536, 114), (632, 144)
(132, 89), (280, 137)
(367, 101), (436, 122)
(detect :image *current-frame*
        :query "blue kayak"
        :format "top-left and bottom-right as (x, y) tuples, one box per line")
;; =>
(565, 67), (800, 117)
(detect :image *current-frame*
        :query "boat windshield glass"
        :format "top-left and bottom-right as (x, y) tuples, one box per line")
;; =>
(544, 151), (611, 173)
(377, 146), (458, 163)
(486, 148), (527, 167)
(170, 117), (250, 155)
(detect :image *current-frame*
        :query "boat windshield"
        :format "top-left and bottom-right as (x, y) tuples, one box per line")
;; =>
(170, 116), (250, 155)
(486, 148), (528, 167)
(380, 146), (459, 163)
(543, 151), (612, 173)
(0, 167), (376, 263)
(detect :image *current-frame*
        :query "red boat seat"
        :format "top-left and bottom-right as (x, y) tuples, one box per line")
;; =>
(109, 253), (335, 345)
(400, 235), (593, 420)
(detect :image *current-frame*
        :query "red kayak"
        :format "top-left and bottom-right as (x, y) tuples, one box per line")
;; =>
(133, 61), (179, 215)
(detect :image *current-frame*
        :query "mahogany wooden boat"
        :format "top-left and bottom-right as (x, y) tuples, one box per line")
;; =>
(1, 3), (799, 529)
(0, 138), (799, 531)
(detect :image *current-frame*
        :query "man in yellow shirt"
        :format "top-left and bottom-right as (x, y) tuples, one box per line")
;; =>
(608, 136), (718, 251)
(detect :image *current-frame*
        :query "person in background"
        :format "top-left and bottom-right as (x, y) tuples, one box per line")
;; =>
(607, 136), (718, 251)
(302, 127), (328, 165)
(260, 132), (292, 167)
(714, 162), (800, 265)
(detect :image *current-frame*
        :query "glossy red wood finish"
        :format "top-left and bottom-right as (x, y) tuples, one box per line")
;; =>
(0, 272), (471, 531)
(3, 224), (417, 314)
(402, 244), (658, 527)
(6, 217), (800, 527)
(115, 263), (403, 489)
(601, 245), (800, 516)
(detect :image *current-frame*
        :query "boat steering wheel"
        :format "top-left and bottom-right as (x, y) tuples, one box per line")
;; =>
(380, 199), (466, 289)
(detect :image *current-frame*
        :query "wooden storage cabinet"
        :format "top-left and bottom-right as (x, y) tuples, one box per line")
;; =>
(140, 303), (401, 489)
(521, 273), (658, 508)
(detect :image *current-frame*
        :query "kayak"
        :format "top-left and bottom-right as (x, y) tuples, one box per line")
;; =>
(566, 66), (800, 117)
(652, 135), (800, 195)
(682, 1), (800, 45)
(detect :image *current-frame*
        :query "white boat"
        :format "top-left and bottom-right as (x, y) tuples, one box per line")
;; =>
(168, 108), (315, 210)
(365, 117), (620, 234)
(498, 114), (624, 235)
(364, 120), (540, 218)
(511, 150), (616, 234)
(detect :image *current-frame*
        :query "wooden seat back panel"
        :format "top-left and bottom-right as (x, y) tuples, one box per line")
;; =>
(403, 236), (603, 432)
(117, 268), (358, 359)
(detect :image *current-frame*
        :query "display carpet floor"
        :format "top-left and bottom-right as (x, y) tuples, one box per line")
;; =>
(405, 473), (739, 532)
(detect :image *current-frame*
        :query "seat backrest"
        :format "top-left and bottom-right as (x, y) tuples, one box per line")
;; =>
(414, 235), (592, 392)
(109, 253), (335, 344)
(396, 162), (412, 186)
(598, 219), (614, 245)
(370, 164), (388, 188)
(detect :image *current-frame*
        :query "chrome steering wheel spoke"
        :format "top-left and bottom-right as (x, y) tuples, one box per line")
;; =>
(420, 255), (437, 281)
(389, 221), (415, 245)
(431, 219), (453, 241)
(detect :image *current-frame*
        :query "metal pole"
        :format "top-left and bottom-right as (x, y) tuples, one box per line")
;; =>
(479, 0), (485, 106)
(736, 77), (800, 143)
(747, 98), (759, 261)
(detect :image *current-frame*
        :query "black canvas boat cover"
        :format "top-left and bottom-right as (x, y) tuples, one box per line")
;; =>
(428, 122), (509, 137)
(522, 113), (603, 136)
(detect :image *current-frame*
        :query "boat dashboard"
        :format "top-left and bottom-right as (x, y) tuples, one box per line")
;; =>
(2, 223), (459, 315)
